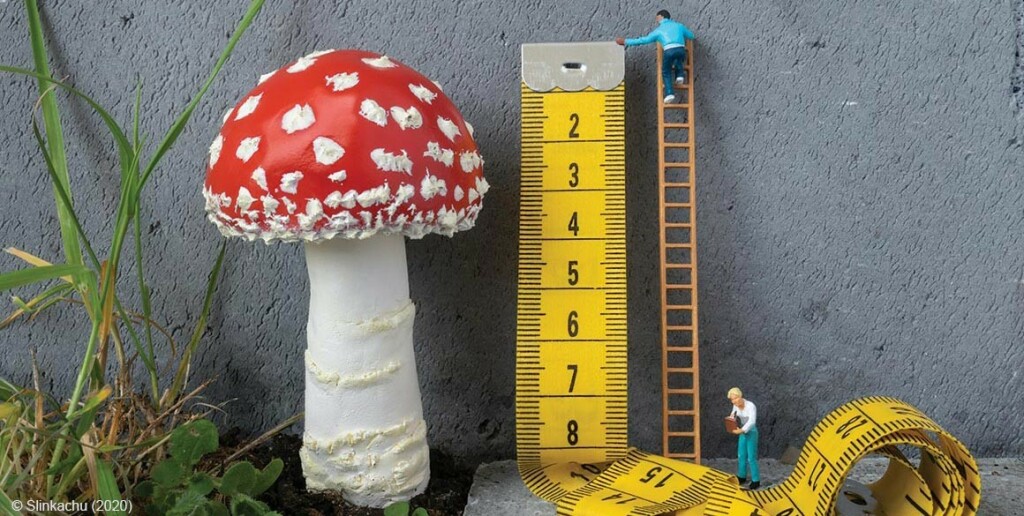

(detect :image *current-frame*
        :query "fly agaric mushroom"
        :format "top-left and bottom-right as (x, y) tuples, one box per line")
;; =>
(202, 49), (487, 507)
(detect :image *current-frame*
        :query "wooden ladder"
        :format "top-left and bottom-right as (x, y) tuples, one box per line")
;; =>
(657, 41), (701, 462)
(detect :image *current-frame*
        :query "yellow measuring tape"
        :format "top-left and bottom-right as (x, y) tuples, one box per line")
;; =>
(517, 42), (981, 515)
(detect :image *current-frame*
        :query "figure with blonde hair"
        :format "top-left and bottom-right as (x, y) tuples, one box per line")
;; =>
(727, 387), (761, 489)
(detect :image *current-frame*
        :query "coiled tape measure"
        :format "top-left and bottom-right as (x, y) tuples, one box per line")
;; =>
(516, 42), (981, 515)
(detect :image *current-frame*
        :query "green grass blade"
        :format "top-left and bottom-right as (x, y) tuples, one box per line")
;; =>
(30, 118), (101, 271)
(167, 242), (226, 401)
(132, 82), (159, 402)
(0, 264), (89, 293)
(0, 489), (15, 514)
(140, 0), (266, 187)
(24, 0), (82, 271)
(95, 459), (126, 515)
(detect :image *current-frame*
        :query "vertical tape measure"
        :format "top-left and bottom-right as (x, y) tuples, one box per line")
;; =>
(516, 42), (981, 515)
(518, 42), (628, 498)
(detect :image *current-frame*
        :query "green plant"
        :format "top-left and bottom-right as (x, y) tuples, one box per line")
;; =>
(384, 501), (429, 516)
(136, 419), (283, 516)
(0, 0), (269, 510)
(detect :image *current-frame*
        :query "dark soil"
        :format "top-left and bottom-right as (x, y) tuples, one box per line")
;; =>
(219, 429), (474, 516)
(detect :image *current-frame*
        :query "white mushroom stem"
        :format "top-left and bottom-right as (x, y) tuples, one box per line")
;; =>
(300, 234), (429, 507)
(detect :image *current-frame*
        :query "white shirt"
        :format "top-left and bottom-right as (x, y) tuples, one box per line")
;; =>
(730, 400), (757, 433)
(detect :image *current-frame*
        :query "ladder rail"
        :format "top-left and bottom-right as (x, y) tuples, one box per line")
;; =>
(657, 41), (701, 462)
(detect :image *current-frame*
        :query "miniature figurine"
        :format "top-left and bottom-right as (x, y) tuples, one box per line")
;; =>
(615, 9), (695, 103)
(203, 49), (487, 507)
(727, 387), (761, 490)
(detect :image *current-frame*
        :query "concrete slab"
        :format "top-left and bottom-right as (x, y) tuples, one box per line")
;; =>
(465, 458), (1023, 515)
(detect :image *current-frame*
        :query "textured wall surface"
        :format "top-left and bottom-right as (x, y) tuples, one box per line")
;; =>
(1, 0), (1022, 465)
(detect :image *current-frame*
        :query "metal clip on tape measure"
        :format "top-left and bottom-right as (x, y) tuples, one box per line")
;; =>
(516, 42), (980, 515)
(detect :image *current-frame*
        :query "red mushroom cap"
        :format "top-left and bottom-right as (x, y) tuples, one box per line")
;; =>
(203, 49), (488, 243)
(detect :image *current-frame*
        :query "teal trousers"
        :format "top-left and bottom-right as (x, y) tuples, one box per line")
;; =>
(737, 426), (760, 482)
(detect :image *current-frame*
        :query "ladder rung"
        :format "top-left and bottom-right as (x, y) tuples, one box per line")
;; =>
(666, 325), (693, 331)
(665, 243), (692, 249)
(664, 123), (690, 129)
(664, 162), (690, 168)
(665, 223), (692, 228)
(665, 203), (691, 208)
(667, 367), (694, 373)
(664, 143), (690, 148)
(665, 264), (692, 269)
(666, 389), (694, 395)
(665, 284), (692, 289)
(666, 453), (697, 459)
(663, 182), (691, 188)
(666, 345), (695, 351)
(666, 305), (693, 310)
(667, 431), (695, 436)
(667, 410), (695, 416)
(663, 104), (691, 109)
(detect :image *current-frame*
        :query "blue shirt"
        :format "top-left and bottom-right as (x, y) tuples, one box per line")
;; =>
(625, 19), (694, 49)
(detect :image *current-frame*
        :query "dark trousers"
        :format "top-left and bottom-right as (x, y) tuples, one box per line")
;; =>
(662, 46), (687, 96)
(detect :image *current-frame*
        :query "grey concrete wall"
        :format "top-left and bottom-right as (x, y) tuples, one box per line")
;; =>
(1, 0), (1021, 465)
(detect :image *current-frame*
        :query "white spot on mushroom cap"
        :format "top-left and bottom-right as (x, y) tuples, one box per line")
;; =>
(339, 190), (357, 209)
(459, 151), (483, 173)
(325, 72), (359, 92)
(362, 55), (396, 68)
(390, 106), (423, 130)
(465, 121), (475, 137)
(288, 55), (317, 73)
(208, 135), (224, 168)
(236, 93), (262, 120)
(313, 137), (345, 165)
(408, 83), (437, 104)
(280, 171), (304, 194)
(437, 207), (458, 231)
(357, 185), (391, 207)
(420, 173), (447, 200)
(386, 183), (416, 216)
(437, 117), (461, 142)
(468, 188), (479, 202)
(423, 142), (454, 167)
(359, 99), (388, 127)
(236, 137), (261, 163)
(453, 185), (465, 201)
(394, 184), (416, 205)
(283, 197), (297, 214)
(282, 104), (316, 134)
(370, 149), (413, 174)
(432, 80), (444, 91)
(475, 176), (490, 197)
(236, 187), (255, 211)
(324, 191), (345, 209)
(298, 199), (324, 230)
(222, 108), (233, 124)
(329, 211), (357, 230)
(261, 194), (279, 214)
(258, 70), (276, 84)
(328, 170), (347, 183)
(252, 167), (268, 191)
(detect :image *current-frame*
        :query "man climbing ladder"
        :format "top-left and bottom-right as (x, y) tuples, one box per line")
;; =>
(616, 9), (695, 103)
